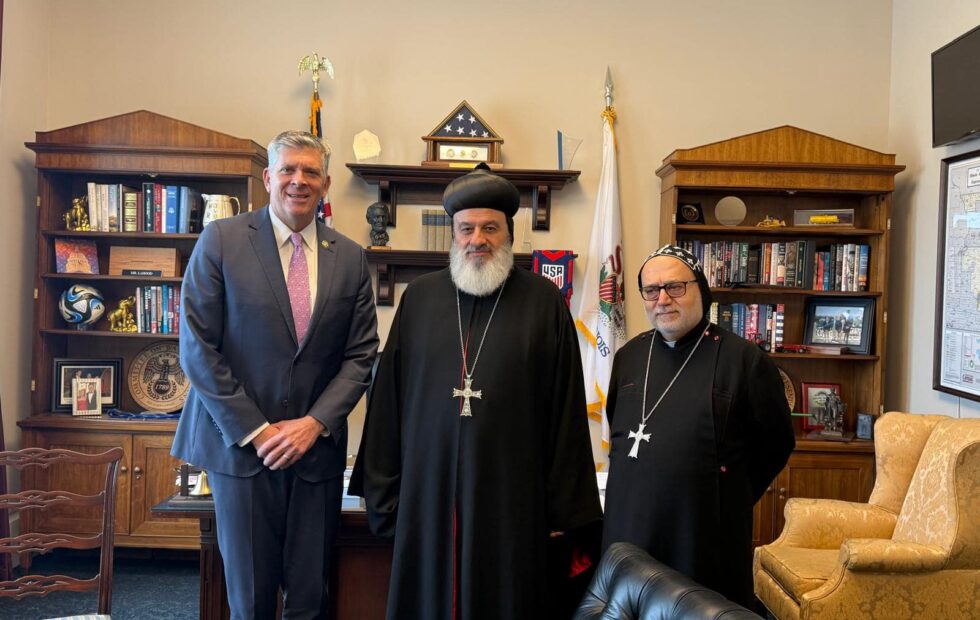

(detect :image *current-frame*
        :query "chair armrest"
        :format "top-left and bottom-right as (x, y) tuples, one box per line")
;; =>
(839, 538), (948, 572)
(774, 498), (897, 549)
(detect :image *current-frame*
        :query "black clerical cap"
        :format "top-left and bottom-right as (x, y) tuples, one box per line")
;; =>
(638, 244), (713, 314)
(443, 163), (519, 218)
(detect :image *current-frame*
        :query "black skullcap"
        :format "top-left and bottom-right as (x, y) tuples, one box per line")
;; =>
(637, 244), (713, 315)
(443, 163), (519, 218)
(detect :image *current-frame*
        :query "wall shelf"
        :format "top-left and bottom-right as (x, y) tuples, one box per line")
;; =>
(366, 249), (533, 306)
(347, 164), (579, 231)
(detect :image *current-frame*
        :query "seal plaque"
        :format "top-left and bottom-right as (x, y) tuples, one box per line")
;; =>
(128, 341), (188, 412)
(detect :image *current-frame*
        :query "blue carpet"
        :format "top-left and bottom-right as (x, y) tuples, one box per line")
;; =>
(0, 550), (198, 619)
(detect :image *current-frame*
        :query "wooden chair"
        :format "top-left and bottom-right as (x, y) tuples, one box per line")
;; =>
(0, 447), (123, 618)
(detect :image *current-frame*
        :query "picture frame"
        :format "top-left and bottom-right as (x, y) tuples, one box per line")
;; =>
(933, 148), (980, 402)
(51, 358), (122, 412)
(801, 382), (841, 431)
(72, 376), (103, 417)
(803, 297), (875, 354)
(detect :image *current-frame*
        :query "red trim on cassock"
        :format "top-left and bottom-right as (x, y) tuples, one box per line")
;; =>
(569, 547), (593, 578)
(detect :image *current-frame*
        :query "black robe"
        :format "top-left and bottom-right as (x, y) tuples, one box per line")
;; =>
(601, 317), (795, 608)
(351, 267), (602, 620)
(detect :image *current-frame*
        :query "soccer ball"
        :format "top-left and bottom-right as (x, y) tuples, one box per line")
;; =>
(58, 284), (106, 329)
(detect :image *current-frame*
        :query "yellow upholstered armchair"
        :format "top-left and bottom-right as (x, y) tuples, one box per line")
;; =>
(754, 411), (980, 619)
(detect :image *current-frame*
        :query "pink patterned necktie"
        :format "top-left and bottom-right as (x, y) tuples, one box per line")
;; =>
(287, 232), (311, 343)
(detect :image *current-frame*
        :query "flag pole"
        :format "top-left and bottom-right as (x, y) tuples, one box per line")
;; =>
(574, 67), (626, 458)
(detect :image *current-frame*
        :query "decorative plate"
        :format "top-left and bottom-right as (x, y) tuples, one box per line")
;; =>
(128, 341), (188, 412)
(715, 196), (747, 226)
(778, 368), (796, 411)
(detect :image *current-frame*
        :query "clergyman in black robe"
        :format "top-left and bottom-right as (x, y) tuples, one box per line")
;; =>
(351, 164), (602, 620)
(601, 245), (795, 609)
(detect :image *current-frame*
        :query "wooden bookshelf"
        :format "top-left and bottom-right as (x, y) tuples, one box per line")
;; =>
(656, 125), (904, 546)
(20, 110), (268, 550)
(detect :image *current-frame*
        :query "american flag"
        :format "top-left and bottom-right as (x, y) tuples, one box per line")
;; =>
(434, 104), (493, 139)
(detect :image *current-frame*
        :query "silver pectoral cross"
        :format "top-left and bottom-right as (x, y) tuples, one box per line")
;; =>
(452, 378), (482, 417)
(628, 422), (651, 458)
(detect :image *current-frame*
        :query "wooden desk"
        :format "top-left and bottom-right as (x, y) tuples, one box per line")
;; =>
(153, 495), (392, 620)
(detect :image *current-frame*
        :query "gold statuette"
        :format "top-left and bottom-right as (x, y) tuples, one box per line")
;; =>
(108, 296), (138, 332)
(65, 196), (91, 231)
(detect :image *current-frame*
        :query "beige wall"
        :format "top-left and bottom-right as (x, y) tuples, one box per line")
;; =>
(0, 0), (47, 450)
(1, 0), (898, 454)
(888, 0), (980, 419)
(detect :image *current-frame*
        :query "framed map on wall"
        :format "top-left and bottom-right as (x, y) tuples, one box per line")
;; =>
(934, 148), (980, 402)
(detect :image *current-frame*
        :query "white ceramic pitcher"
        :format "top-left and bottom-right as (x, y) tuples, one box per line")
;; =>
(201, 194), (241, 227)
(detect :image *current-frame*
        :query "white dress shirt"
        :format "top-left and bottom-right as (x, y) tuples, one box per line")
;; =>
(239, 211), (322, 446)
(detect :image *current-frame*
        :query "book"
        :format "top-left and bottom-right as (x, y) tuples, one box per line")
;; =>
(142, 183), (155, 232)
(99, 184), (110, 232)
(86, 182), (99, 231)
(784, 242), (798, 287)
(122, 186), (140, 232)
(165, 185), (179, 234)
(178, 186), (199, 234)
(54, 238), (99, 274)
(857, 245), (870, 290)
(773, 304), (785, 349)
(153, 184), (164, 233)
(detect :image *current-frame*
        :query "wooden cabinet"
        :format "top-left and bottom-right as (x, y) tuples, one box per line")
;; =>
(752, 440), (875, 546)
(18, 110), (269, 549)
(656, 126), (904, 430)
(19, 416), (199, 548)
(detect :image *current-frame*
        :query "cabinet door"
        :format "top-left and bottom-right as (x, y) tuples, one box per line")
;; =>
(752, 483), (777, 547)
(129, 433), (199, 540)
(29, 431), (132, 536)
(774, 452), (874, 535)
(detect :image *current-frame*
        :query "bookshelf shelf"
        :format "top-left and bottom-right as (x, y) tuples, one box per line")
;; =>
(43, 273), (184, 284)
(40, 328), (180, 340)
(347, 163), (579, 231)
(366, 249), (533, 306)
(711, 287), (883, 297)
(676, 224), (884, 237)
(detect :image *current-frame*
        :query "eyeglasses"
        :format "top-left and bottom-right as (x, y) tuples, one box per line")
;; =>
(639, 280), (698, 301)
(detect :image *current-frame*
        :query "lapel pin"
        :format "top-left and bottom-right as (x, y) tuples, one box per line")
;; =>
(321, 240), (329, 248)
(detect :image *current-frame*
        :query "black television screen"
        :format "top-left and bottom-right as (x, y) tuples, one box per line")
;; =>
(933, 24), (980, 148)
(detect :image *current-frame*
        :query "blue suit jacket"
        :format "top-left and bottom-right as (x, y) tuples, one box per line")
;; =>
(171, 207), (378, 482)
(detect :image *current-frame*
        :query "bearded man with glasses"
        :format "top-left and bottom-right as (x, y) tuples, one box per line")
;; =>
(600, 244), (795, 609)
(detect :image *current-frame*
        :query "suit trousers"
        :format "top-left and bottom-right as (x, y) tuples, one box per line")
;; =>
(210, 467), (343, 620)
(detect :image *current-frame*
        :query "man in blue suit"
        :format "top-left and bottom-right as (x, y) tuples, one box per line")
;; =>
(172, 130), (379, 619)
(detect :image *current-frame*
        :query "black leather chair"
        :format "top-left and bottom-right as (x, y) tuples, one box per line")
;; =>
(574, 542), (760, 620)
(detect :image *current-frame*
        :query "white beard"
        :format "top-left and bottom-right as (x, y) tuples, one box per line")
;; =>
(449, 241), (514, 296)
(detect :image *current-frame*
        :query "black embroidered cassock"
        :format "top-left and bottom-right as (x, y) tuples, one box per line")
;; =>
(351, 267), (602, 620)
(601, 317), (795, 608)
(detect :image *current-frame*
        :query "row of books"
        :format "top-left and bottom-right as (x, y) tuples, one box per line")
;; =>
(709, 302), (785, 351)
(681, 240), (870, 292)
(133, 285), (180, 334)
(421, 209), (453, 251)
(85, 183), (201, 234)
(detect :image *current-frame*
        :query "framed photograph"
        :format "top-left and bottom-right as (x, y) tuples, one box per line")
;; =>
(803, 297), (875, 354)
(72, 377), (102, 417)
(801, 382), (841, 431)
(933, 149), (980, 402)
(51, 358), (122, 412)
